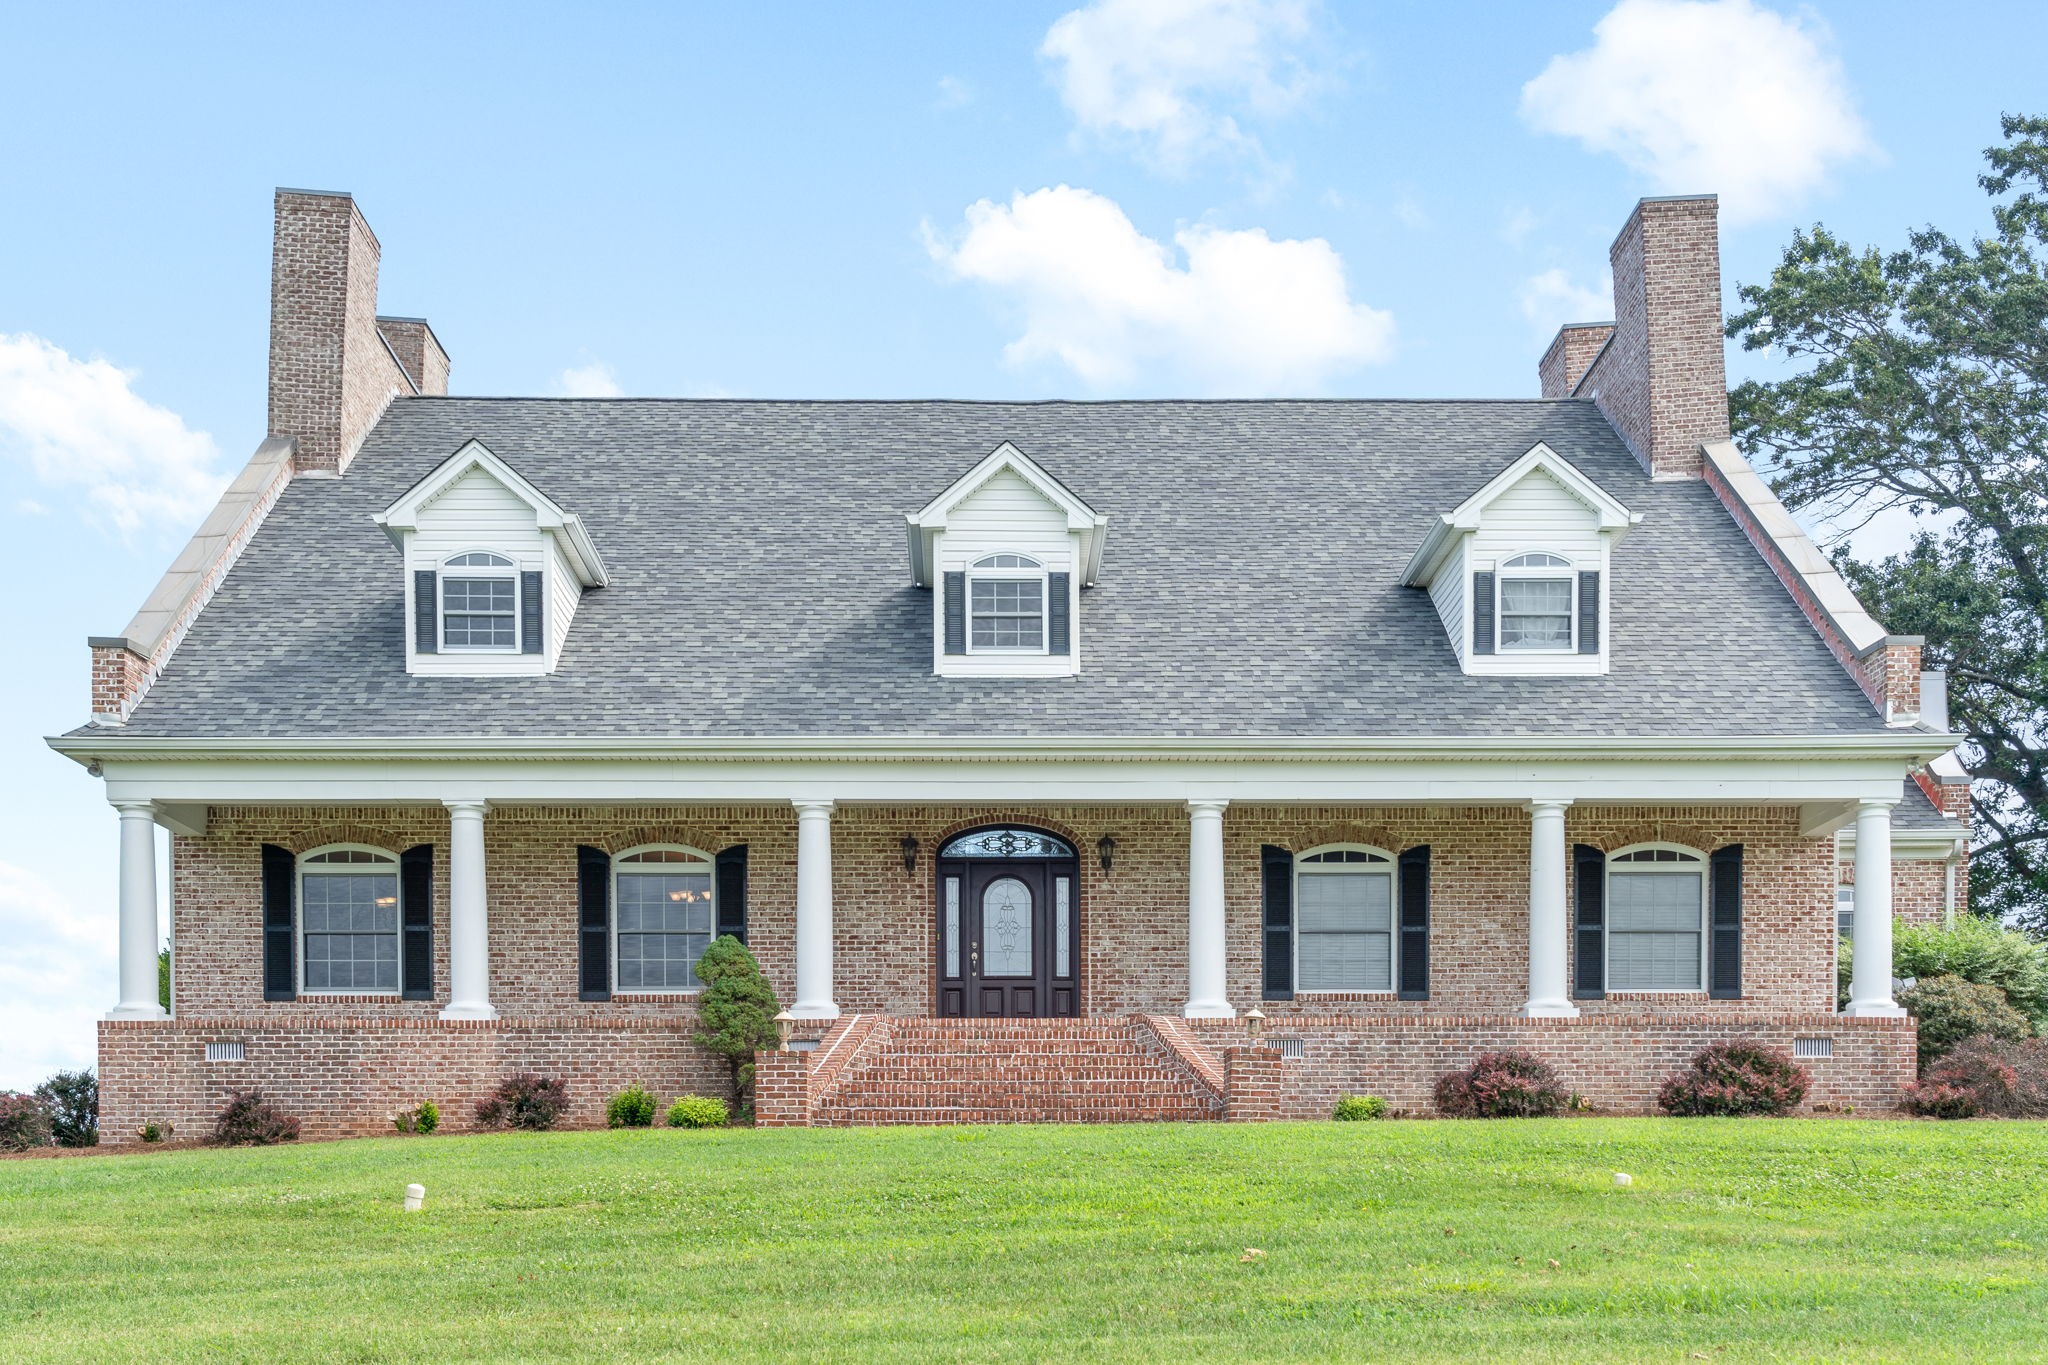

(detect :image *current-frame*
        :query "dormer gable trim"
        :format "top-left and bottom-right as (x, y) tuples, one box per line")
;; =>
(375, 438), (610, 587)
(1402, 442), (1640, 588)
(906, 442), (1108, 588)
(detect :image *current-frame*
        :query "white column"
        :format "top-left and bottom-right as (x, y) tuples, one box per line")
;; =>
(1524, 799), (1579, 1018)
(108, 802), (167, 1019)
(441, 800), (497, 1020)
(791, 799), (840, 1019)
(1183, 799), (1235, 1018)
(1848, 798), (1906, 1017)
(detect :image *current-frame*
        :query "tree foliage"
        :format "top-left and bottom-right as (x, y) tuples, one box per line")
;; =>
(692, 935), (783, 1104)
(1727, 114), (2048, 934)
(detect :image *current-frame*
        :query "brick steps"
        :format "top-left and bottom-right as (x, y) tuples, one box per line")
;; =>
(808, 1016), (1224, 1125)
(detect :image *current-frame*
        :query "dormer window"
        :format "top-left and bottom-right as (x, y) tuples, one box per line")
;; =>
(970, 554), (1047, 652)
(1498, 553), (1576, 652)
(441, 552), (519, 651)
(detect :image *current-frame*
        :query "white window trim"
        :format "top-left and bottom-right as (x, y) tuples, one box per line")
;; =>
(1494, 550), (1579, 655)
(966, 552), (1049, 657)
(610, 843), (717, 996)
(438, 551), (522, 655)
(1604, 842), (1709, 994)
(297, 843), (402, 997)
(1293, 843), (1397, 995)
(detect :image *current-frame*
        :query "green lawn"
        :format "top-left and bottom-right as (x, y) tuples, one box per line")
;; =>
(2, 1120), (2045, 1363)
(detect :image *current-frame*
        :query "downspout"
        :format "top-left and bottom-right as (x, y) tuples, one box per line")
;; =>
(1944, 838), (1961, 928)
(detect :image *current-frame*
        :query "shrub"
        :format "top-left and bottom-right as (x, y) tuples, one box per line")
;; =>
(1434, 1051), (1566, 1118)
(0, 1093), (53, 1152)
(209, 1090), (300, 1146)
(1894, 919), (2048, 1027)
(475, 1074), (569, 1131)
(606, 1084), (658, 1129)
(1903, 1035), (2048, 1118)
(1901, 975), (2030, 1066)
(33, 1070), (97, 1148)
(137, 1121), (171, 1144)
(693, 936), (783, 1109)
(1657, 1040), (1810, 1116)
(393, 1100), (440, 1135)
(1332, 1095), (1388, 1121)
(667, 1095), (729, 1129)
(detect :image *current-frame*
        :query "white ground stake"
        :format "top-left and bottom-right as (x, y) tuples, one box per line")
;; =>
(404, 1183), (426, 1211)
(1612, 1172), (1633, 1187)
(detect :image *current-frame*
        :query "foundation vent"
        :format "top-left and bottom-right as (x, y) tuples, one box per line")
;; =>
(1276, 1037), (1305, 1060)
(1793, 1037), (1833, 1059)
(205, 1041), (247, 1063)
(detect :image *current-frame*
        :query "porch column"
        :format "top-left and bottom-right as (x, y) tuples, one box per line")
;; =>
(791, 799), (840, 1019)
(1183, 798), (1235, 1018)
(441, 800), (497, 1020)
(1524, 799), (1579, 1018)
(1847, 797), (1906, 1017)
(108, 802), (167, 1019)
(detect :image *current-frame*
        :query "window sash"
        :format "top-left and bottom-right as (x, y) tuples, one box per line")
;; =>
(969, 576), (1045, 651)
(1498, 576), (1574, 650)
(1296, 869), (1393, 992)
(441, 576), (518, 650)
(301, 870), (400, 992)
(1606, 869), (1705, 990)
(615, 869), (714, 991)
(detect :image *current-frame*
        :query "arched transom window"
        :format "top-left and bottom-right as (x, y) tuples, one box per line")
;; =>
(299, 846), (400, 993)
(1606, 844), (1707, 991)
(613, 846), (716, 991)
(1295, 845), (1394, 992)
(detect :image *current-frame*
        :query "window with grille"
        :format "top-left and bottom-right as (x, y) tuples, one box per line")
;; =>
(1296, 846), (1395, 992)
(1606, 846), (1706, 991)
(299, 847), (401, 993)
(1498, 553), (1575, 651)
(614, 847), (716, 991)
(968, 553), (1046, 651)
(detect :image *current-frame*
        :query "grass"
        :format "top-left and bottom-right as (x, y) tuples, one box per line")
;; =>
(2, 1119), (2046, 1362)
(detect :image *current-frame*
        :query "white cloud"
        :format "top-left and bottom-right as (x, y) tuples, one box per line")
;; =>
(0, 333), (226, 538)
(926, 184), (1394, 394)
(934, 75), (973, 109)
(1519, 268), (1613, 339)
(1519, 0), (1876, 225)
(1041, 0), (1321, 173)
(0, 860), (114, 1090)
(555, 360), (624, 398)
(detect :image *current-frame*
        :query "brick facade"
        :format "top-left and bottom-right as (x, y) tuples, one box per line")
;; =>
(1537, 321), (1613, 399)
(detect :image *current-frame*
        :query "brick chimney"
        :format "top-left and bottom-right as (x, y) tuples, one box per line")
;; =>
(1541, 194), (1728, 480)
(1538, 322), (1614, 398)
(268, 189), (446, 475)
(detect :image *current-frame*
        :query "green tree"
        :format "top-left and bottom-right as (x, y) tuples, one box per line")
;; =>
(158, 945), (170, 1013)
(1727, 113), (2048, 935)
(691, 936), (782, 1110)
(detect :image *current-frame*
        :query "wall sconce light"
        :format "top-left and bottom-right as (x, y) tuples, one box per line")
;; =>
(1097, 834), (1117, 875)
(1245, 1006), (1265, 1039)
(900, 835), (920, 875)
(774, 1010), (794, 1050)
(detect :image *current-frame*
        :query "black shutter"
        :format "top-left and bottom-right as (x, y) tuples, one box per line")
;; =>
(577, 845), (612, 1001)
(1261, 845), (1293, 1001)
(399, 844), (433, 1000)
(413, 570), (438, 654)
(1472, 571), (1496, 655)
(1573, 844), (1605, 1000)
(520, 570), (543, 655)
(715, 844), (749, 945)
(1709, 844), (1744, 998)
(261, 843), (296, 1001)
(943, 572), (967, 655)
(1397, 845), (1431, 1000)
(1047, 571), (1071, 656)
(1577, 570), (1601, 655)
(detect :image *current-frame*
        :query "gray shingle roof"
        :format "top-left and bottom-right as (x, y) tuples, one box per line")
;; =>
(112, 397), (1888, 740)
(1895, 780), (1965, 835)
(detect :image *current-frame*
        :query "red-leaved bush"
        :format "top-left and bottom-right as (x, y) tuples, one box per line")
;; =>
(209, 1089), (301, 1146)
(0, 1092), (53, 1152)
(475, 1073), (570, 1131)
(1656, 1040), (1808, 1116)
(1903, 1036), (2048, 1119)
(1434, 1050), (1566, 1117)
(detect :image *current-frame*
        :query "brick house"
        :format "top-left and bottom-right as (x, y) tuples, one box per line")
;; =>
(55, 188), (1970, 1138)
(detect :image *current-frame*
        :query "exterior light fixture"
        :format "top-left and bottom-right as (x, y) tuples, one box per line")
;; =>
(900, 835), (920, 874)
(1097, 834), (1117, 875)
(774, 1010), (795, 1050)
(1245, 1006), (1265, 1039)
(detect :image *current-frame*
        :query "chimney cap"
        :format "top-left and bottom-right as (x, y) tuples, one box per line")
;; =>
(275, 186), (354, 200)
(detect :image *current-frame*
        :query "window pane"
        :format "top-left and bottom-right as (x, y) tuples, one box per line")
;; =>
(1608, 871), (1703, 989)
(615, 871), (714, 989)
(970, 577), (1045, 649)
(302, 872), (399, 990)
(443, 577), (517, 648)
(1499, 577), (1573, 648)
(1297, 871), (1393, 991)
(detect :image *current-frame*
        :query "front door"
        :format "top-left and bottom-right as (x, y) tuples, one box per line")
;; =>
(936, 827), (1079, 1018)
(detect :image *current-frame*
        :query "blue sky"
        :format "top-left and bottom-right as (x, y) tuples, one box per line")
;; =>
(2, 0), (2042, 1087)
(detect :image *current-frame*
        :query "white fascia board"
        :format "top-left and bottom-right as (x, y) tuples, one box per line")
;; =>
(1837, 827), (1967, 860)
(907, 442), (1108, 587)
(1400, 442), (1638, 589)
(375, 439), (610, 587)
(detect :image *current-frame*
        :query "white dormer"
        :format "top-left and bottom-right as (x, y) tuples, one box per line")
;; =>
(1402, 442), (1639, 677)
(374, 439), (608, 676)
(907, 442), (1107, 679)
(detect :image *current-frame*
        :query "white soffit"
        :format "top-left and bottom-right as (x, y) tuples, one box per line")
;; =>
(1403, 441), (1640, 586)
(375, 438), (610, 587)
(906, 441), (1108, 586)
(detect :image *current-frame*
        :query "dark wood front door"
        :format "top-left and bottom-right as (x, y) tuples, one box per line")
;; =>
(936, 830), (1080, 1018)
